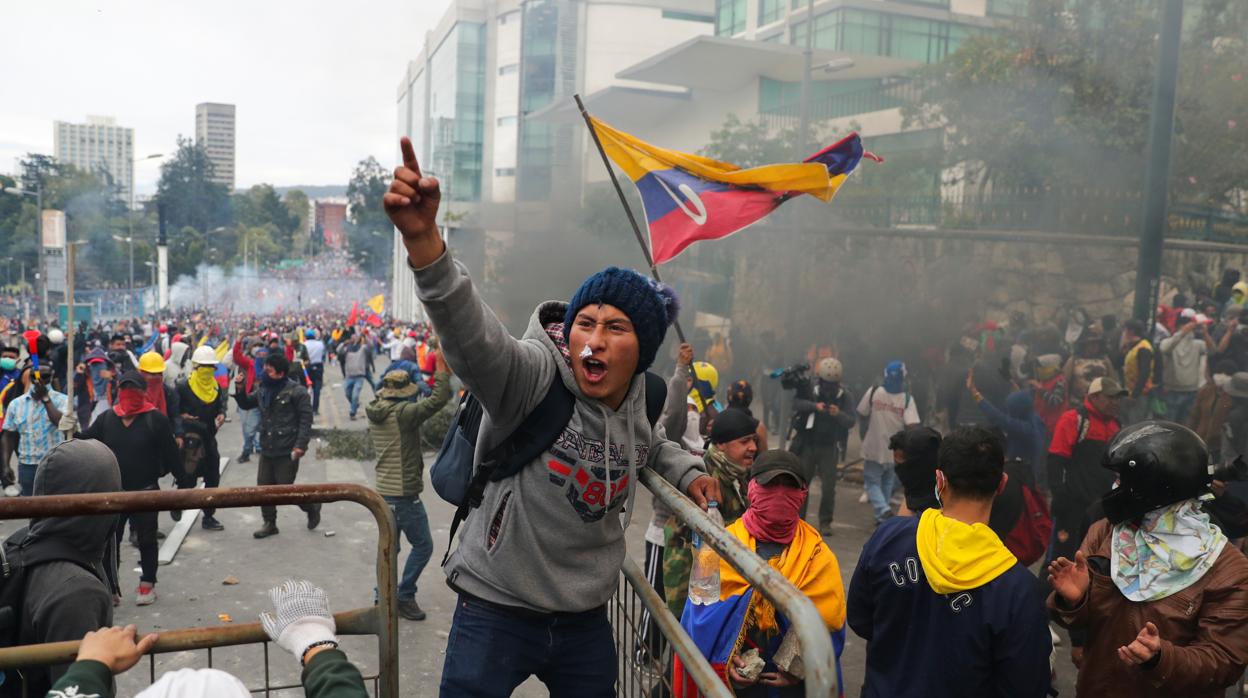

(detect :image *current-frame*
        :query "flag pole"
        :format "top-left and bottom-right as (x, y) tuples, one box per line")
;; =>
(573, 94), (688, 345)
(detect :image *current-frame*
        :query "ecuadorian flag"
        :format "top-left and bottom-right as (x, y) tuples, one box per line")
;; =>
(672, 519), (847, 697)
(588, 116), (876, 265)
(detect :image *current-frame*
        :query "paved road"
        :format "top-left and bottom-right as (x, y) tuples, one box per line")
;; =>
(29, 373), (1078, 696)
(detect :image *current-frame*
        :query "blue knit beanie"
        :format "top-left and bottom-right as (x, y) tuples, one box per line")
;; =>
(563, 267), (680, 374)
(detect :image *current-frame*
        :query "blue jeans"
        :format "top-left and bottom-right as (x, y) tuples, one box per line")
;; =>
(239, 407), (261, 456)
(344, 375), (367, 416)
(1164, 390), (1197, 424)
(863, 460), (897, 523)
(440, 596), (616, 697)
(385, 496), (433, 601)
(19, 462), (37, 497)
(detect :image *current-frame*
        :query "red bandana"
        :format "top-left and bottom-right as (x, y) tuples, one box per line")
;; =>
(114, 387), (156, 418)
(741, 480), (808, 545)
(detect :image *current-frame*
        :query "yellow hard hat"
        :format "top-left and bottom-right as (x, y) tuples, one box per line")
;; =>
(689, 361), (719, 412)
(138, 351), (166, 374)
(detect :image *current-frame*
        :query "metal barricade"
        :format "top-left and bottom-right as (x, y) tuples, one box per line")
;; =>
(630, 468), (839, 698)
(0, 484), (398, 697)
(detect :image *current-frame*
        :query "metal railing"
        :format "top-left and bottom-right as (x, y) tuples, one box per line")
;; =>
(0, 484), (399, 697)
(639, 468), (838, 698)
(612, 557), (732, 698)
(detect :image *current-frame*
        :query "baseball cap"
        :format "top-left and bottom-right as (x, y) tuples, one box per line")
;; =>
(750, 450), (809, 488)
(1088, 376), (1128, 398)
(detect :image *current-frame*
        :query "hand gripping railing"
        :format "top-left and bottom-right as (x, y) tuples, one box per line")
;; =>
(641, 468), (838, 698)
(0, 484), (399, 697)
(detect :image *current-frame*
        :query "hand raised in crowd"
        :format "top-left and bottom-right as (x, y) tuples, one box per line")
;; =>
(1117, 622), (1162, 666)
(1047, 550), (1091, 605)
(75, 625), (159, 675)
(385, 137), (444, 267)
(677, 342), (694, 366)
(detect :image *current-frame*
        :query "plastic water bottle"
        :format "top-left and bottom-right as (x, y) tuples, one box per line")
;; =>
(688, 501), (723, 605)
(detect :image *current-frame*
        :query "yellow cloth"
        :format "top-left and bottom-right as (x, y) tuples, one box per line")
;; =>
(367, 294), (385, 314)
(721, 519), (845, 634)
(589, 116), (850, 202)
(188, 365), (219, 404)
(915, 508), (1017, 594)
(1123, 339), (1154, 397)
(214, 340), (229, 362)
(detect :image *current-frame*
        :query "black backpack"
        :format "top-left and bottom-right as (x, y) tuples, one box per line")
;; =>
(0, 528), (105, 690)
(431, 371), (667, 564)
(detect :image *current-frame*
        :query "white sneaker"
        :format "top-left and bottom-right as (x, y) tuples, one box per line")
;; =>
(858, 492), (869, 504)
(136, 583), (157, 606)
(4, 485), (19, 497)
(1050, 626), (1062, 647)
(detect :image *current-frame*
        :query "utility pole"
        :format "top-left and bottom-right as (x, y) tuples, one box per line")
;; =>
(36, 178), (46, 319)
(1132, 0), (1184, 326)
(796, 0), (815, 160)
(157, 202), (169, 311)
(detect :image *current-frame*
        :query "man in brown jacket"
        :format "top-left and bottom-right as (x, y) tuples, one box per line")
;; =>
(1048, 420), (1248, 697)
(1188, 360), (1237, 463)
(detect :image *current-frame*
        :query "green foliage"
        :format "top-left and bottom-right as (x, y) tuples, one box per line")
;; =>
(906, 0), (1248, 211)
(345, 156), (393, 279)
(153, 136), (231, 235)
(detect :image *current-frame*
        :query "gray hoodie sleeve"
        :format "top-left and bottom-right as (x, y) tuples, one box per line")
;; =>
(411, 251), (550, 427)
(647, 437), (706, 494)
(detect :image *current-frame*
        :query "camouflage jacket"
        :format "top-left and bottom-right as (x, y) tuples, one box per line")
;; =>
(662, 447), (750, 617)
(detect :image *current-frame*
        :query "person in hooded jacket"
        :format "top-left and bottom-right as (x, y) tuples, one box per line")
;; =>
(385, 137), (716, 697)
(9, 439), (121, 696)
(969, 377), (1047, 487)
(1048, 421), (1248, 697)
(173, 346), (230, 531)
(847, 426), (1052, 698)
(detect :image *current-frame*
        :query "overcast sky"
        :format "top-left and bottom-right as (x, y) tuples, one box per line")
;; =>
(0, 1), (444, 195)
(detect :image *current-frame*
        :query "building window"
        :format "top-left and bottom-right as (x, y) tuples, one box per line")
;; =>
(758, 0), (784, 26)
(498, 63), (519, 76)
(498, 10), (519, 24)
(497, 116), (518, 127)
(661, 9), (713, 22)
(987, 0), (1027, 16)
(714, 0), (745, 36)
(495, 168), (516, 177)
(790, 8), (971, 63)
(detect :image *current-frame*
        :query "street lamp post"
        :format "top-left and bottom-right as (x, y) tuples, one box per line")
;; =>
(112, 234), (135, 315)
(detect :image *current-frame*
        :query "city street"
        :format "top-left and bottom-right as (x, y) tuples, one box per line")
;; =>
(13, 376), (1078, 696)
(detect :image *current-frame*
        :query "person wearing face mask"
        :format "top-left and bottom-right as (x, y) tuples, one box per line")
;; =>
(857, 361), (920, 526)
(847, 427), (1052, 698)
(1048, 421), (1248, 697)
(232, 334), (268, 463)
(81, 371), (180, 606)
(173, 346), (230, 531)
(791, 357), (856, 537)
(672, 450), (846, 697)
(1, 365), (69, 497)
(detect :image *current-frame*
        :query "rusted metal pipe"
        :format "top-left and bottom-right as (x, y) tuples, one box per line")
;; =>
(0, 608), (378, 669)
(0, 483), (400, 696)
(640, 468), (838, 698)
(620, 557), (732, 698)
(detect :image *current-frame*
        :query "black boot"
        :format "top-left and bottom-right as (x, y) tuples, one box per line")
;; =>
(398, 599), (426, 621)
(306, 504), (322, 531)
(201, 515), (224, 531)
(253, 522), (279, 539)
(171, 510), (182, 522)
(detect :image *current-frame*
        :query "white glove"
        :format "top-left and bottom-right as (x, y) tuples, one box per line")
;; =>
(58, 411), (78, 434)
(259, 579), (338, 664)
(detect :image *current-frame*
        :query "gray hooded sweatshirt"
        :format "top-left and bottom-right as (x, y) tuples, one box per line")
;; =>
(413, 251), (706, 613)
(19, 439), (121, 692)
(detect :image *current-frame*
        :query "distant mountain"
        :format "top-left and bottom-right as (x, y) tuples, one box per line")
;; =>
(272, 185), (347, 199)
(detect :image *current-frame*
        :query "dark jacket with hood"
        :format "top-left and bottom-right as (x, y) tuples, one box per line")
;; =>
(1048, 398), (1121, 528)
(791, 378), (856, 449)
(15, 439), (120, 695)
(978, 389), (1048, 482)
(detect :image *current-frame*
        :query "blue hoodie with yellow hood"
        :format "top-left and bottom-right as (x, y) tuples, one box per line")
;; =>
(846, 509), (1052, 697)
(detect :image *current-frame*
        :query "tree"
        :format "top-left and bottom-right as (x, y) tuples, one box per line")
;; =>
(905, 0), (1248, 211)
(153, 136), (231, 240)
(345, 156), (393, 279)
(283, 189), (311, 255)
(233, 184), (299, 252)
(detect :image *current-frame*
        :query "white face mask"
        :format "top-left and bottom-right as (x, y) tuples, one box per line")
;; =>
(682, 416), (703, 450)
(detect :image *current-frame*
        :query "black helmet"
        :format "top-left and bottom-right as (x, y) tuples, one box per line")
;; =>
(1101, 421), (1211, 524)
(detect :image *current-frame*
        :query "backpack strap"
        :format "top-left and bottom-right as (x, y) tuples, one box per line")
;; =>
(1075, 405), (1090, 444)
(442, 372), (574, 566)
(644, 371), (666, 429)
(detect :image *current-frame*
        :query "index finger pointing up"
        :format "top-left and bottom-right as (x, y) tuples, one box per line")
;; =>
(400, 137), (421, 176)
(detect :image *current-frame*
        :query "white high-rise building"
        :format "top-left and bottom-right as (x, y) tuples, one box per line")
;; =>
(53, 116), (135, 206)
(195, 102), (236, 190)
